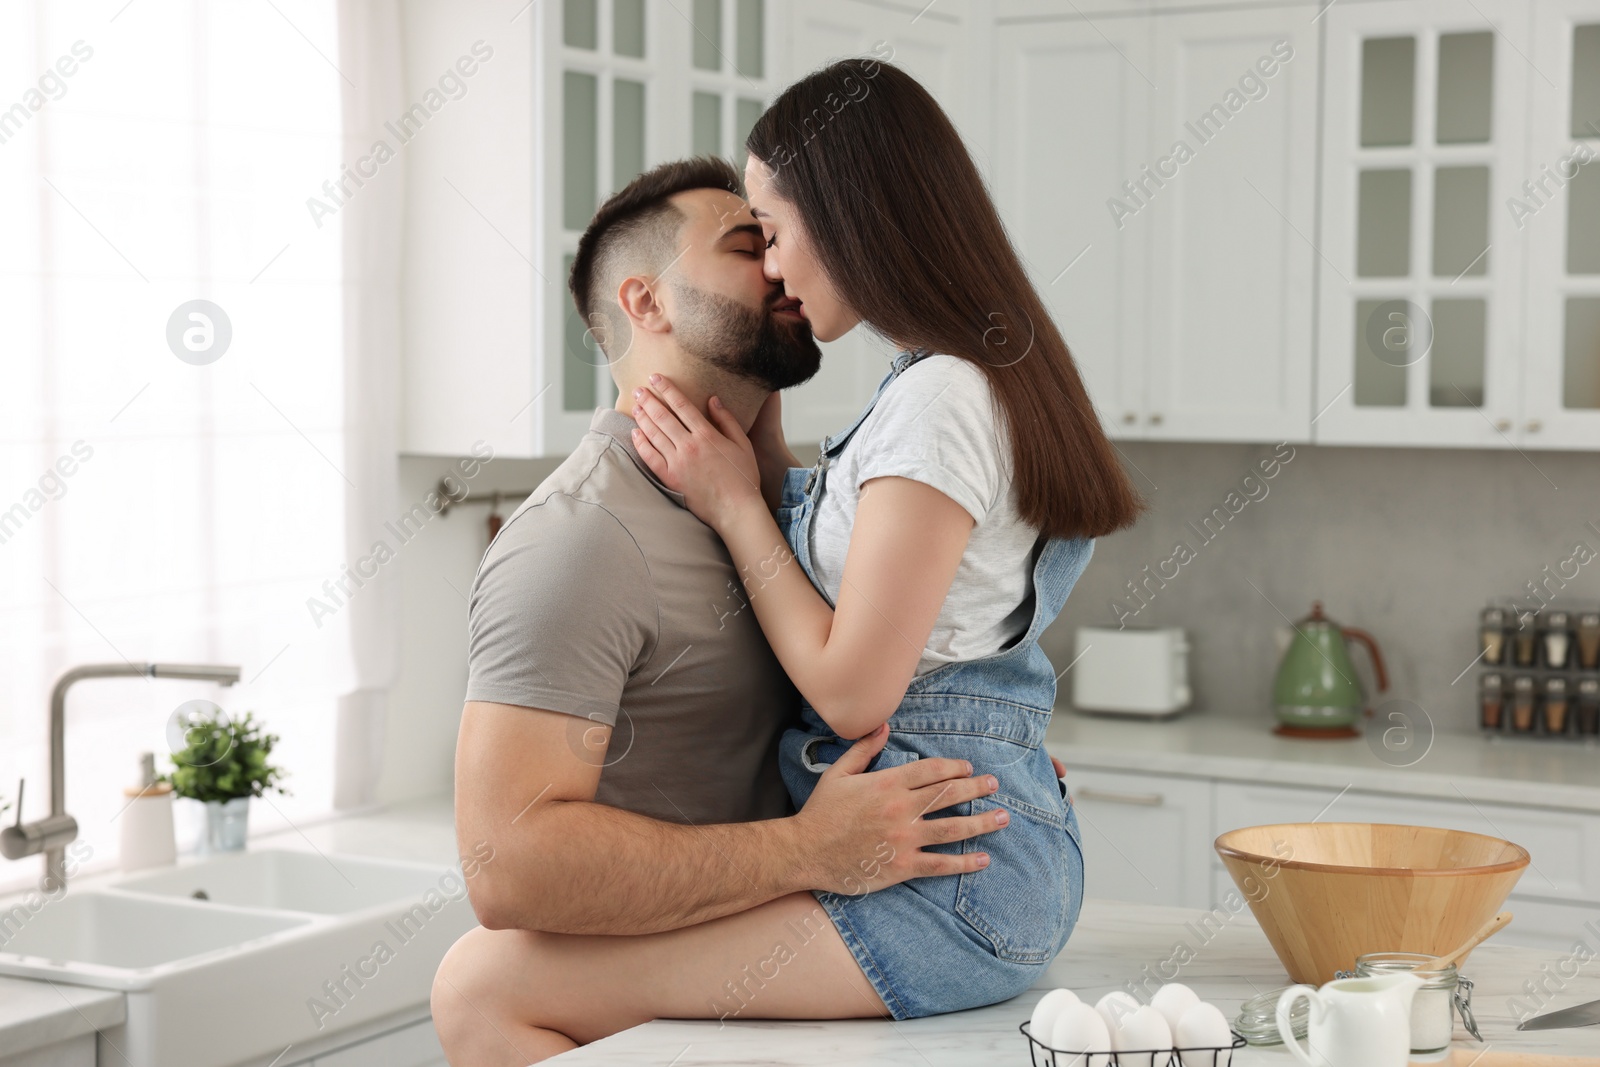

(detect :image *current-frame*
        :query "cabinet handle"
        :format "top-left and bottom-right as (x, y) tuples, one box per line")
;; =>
(1148, 413), (1164, 425)
(1525, 419), (1543, 433)
(1122, 411), (1138, 424)
(1493, 418), (1512, 432)
(1077, 786), (1164, 806)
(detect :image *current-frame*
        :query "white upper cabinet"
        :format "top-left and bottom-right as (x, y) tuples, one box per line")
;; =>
(1142, 7), (1318, 443)
(994, 4), (1317, 443)
(401, 0), (779, 458)
(1315, 0), (1534, 448)
(993, 14), (1154, 440)
(995, 0), (1308, 15)
(774, 0), (971, 446)
(1525, 0), (1600, 449)
(400, 0), (1600, 456)
(399, 0), (537, 459)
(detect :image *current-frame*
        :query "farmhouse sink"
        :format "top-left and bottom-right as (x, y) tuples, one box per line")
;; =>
(112, 847), (456, 915)
(0, 890), (309, 980)
(0, 848), (478, 1067)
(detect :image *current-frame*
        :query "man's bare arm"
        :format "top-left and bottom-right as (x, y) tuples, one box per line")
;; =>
(455, 701), (1009, 936)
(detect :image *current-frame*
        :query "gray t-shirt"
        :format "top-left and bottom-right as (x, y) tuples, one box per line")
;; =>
(464, 406), (798, 825)
(810, 353), (1040, 676)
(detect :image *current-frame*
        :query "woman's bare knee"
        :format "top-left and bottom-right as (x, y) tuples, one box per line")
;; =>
(433, 929), (496, 1053)
(432, 926), (570, 1066)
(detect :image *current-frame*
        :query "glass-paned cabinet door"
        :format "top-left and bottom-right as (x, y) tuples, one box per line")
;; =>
(1315, 0), (1532, 447)
(536, 1), (661, 454)
(1524, 0), (1600, 449)
(535, 0), (774, 455)
(531, 0), (777, 455)
(688, 0), (771, 170)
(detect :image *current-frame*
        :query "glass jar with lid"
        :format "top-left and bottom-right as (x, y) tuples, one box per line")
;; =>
(1234, 986), (1307, 1046)
(1354, 951), (1459, 1053)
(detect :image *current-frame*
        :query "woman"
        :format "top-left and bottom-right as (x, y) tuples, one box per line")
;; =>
(630, 58), (1143, 1017)
(433, 59), (1144, 1066)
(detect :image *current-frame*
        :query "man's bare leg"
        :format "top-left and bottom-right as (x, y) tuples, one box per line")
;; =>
(431, 890), (889, 1065)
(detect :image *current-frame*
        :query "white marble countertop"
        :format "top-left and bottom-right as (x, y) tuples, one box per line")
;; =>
(5, 725), (1599, 1064)
(1042, 708), (1600, 813)
(554, 895), (1600, 1065)
(0, 976), (124, 1060)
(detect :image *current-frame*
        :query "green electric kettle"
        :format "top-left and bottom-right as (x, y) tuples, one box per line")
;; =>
(1272, 601), (1389, 737)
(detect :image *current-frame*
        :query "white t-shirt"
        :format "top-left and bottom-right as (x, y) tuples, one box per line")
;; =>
(809, 353), (1041, 677)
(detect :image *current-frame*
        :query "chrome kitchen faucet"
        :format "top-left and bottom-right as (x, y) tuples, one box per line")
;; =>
(0, 662), (242, 892)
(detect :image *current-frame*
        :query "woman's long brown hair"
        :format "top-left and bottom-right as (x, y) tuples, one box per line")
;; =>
(746, 58), (1145, 540)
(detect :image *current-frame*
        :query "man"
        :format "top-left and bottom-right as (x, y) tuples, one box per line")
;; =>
(431, 157), (1061, 1064)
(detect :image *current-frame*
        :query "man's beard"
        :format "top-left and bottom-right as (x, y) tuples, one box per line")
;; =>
(672, 283), (822, 391)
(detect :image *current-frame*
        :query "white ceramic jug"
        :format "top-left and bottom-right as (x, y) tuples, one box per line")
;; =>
(1277, 972), (1426, 1067)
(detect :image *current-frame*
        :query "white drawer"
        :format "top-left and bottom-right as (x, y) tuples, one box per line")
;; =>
(1064, 766), (1214, 910)
(1212, 864), (1238, 913)
(313, 1019), (447, 1067)
(1214, 781), (1600, 906)
(0, 1033), (95, 1067)
(1471, 896), (1600, 954)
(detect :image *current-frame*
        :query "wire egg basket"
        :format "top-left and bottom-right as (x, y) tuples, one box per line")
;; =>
(1019, 1021), (1248, 1066)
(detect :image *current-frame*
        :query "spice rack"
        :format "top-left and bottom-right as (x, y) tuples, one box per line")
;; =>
(1476, 604), (1600, 739)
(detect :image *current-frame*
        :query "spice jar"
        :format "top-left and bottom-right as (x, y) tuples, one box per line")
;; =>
(1479, 672), (1505, 731)
(1479, 605), (1508, 666)
(1578, 677), (1600, 736)
(1513, 610), (1539, 667)
(1510, 674), (1538, 733)
(1543, 676), (1571, 735)
(1577, 611), (1600, 670)
(1355, 952), (1458, 1054)
(1541, 610), (1573, 669)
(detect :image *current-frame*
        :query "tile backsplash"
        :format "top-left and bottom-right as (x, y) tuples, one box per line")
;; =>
(381, 436), (1600, 801)
(1038, 440), (1600, 733)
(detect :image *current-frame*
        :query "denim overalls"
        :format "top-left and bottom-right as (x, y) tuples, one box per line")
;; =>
(774, 347), (1093, 1020)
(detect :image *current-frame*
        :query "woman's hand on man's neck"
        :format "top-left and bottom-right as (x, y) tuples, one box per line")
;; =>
(613, 357), (768, 436)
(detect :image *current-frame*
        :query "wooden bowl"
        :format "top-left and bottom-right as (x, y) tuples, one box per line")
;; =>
(1215, 822), (1529, 984)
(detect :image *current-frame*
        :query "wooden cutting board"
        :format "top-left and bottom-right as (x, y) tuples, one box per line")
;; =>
(1409, 1052), (1600, 1066)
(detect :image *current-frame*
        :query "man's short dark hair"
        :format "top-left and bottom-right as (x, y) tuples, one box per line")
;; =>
(568, 156), (742, 357)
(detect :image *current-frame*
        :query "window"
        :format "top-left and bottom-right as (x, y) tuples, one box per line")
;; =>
(0, 1), (367, 891)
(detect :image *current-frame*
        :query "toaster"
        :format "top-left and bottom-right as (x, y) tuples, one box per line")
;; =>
(1068, 625), (1192, 717)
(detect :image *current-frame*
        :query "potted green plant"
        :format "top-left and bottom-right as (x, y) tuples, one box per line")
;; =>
(159, 708), (290, 852)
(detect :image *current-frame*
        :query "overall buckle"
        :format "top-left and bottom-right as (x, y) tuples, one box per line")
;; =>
(802, 454), (829, 495)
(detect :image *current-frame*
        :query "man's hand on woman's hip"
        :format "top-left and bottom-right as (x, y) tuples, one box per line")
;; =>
(794, 724), (1069, 897)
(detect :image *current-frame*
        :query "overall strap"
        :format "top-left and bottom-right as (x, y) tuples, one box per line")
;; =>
(802, 348), (935, 496)
(818, 347), (934, 458)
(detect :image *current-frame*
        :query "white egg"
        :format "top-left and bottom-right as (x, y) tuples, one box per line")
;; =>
(1048, 1002), (1113, 1067)
(1094, 990), (1143, 1033)
(1028, 987), (1081, 1045)
(1108, 1004), (1173, 1067)
(1151, 982), (1202, 1032)
(1174, 1001), (1235, 1067)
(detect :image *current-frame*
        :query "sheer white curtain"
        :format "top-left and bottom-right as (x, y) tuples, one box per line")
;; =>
(0, 0), (404, 891)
